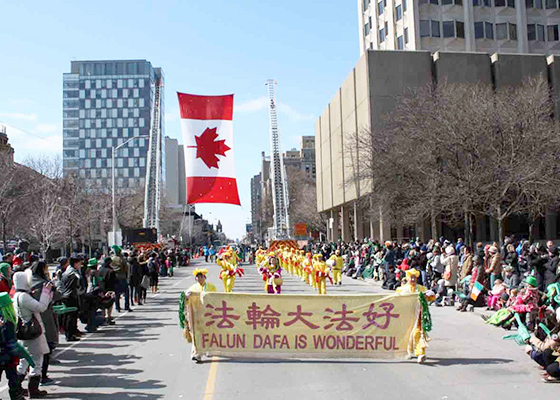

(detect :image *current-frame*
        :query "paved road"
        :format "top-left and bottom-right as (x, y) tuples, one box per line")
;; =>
(1, 260), (556, 399)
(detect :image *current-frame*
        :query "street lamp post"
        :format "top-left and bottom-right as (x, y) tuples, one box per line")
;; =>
(112, 135), (149, 246)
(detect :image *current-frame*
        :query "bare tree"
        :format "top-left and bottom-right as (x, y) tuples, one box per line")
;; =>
(345, 76), (560, 244)
(286, 167), (326, 235)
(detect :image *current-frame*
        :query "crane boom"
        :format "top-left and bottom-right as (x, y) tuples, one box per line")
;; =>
(143, 79), (163, 233)
(266, 79), (290, 239)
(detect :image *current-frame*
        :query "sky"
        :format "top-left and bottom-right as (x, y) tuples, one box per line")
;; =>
(0, 0), (359, 240)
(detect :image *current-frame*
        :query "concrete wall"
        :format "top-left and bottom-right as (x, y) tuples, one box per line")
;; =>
(434, 51), (492, 85)
(491, 53), (548, 89)
(315, 49), (560, 241)
(548, 55), (560, 121)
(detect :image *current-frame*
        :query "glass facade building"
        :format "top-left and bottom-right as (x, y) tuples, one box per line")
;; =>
(62, 59), (164, 190)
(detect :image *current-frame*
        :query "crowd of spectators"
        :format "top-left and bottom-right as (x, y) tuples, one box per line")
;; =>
(302, 236), (560, 383)
(0, 245), (189, 398)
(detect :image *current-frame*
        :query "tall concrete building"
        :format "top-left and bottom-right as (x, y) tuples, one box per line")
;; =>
(164, 136), (186, 207)
(301, 136), (316, 181)
(250, 174), (262, 238)
(316, 49), (560, 243)
(358, 0), (560, 55)
(62, 60), (164, 190)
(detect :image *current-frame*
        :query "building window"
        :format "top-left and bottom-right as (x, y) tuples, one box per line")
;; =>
(404, 27), (409, 43)
(528, 24), (537, 40)
(420, 20), (431, 37)
(536, 0), (543, 6)
(495, 0), (505, 5)
(365, 22), (370, 36)
(484, 0), (491, 5)
(538, 24), (546, 41)
(485, 22), (494, 38)
(509, 23), (517, 40)
(396, 4), (402, 20)
(430, 0), (438, 4)
(456, 21), (465, 37)
(547, 0), (557, 8)
(378, 1), (384, 14)
(380, 28), (386, 42)
(473, 0), (480, 5)
(403, 0), (407, 11)
(496, 23), (508, 39)
(443, 21), (455, 37)
(432, 20), (441, 37)
(475, 21), (484, 38)
(548, 24), (560, 41)
(397, 35), (404, 49)
(507, 0), (515, 6)
(363, 0), (370, 11)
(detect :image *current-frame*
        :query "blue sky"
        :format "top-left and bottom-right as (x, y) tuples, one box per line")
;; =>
(0, 0), (358, 239)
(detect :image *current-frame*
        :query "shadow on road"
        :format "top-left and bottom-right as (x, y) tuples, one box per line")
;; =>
(208, 356), (516, 367)
(427, 357), (515, 366)
(49, 313), (167, 398)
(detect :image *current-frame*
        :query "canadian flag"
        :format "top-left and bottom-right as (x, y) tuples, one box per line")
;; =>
(178, 92), (241, 205)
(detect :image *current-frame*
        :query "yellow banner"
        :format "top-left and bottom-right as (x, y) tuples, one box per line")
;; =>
(187, 292), (420, 359)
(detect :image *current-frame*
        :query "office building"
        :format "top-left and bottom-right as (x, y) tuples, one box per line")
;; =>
(250, 174), (262, 239)
(164, 136), (186, 206)
(62, 59), (164, 190)
(358, 0), (560, 55)
(316, 49), (560, 242)
(301, 136), (316, 181)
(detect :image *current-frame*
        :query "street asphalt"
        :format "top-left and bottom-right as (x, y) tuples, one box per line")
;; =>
(0, 259), (558, 400)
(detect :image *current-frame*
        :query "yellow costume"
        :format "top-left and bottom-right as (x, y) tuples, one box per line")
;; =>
(303, 254), (313, 286)
(314, 255), (331, 295)
(328, 251), (344, 286)
(396, 268), (435, 363)
(255, 247), (266, 266)
(181, 268), (217, 362)
(217, 251), (236, 293)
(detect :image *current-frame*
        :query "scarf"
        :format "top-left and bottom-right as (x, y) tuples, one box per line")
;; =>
(0, 263), (12, 289)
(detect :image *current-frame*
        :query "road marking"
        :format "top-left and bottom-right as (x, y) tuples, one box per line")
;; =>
(203, 357), (218, 400)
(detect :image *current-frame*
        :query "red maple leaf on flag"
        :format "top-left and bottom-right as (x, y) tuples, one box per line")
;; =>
(190, 127), (231, 169)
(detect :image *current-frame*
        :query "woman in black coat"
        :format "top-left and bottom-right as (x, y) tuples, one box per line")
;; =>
(544, 247), (560, 289)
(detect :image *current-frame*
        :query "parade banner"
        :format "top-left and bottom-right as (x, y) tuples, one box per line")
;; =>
(187, 292), (419, 359)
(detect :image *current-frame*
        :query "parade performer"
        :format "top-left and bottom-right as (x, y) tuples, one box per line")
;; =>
(255, 247), (266, 266)
(396, 268), (436, 364)
(179, 268), (217, 363)
(303, 253), (314, 286)
(267, 256), (283, 294)
(294, 250), (303, 280)
(314, 254), (332, 295)
(328, 250), (344, 286)
(217, 250), (236, 293)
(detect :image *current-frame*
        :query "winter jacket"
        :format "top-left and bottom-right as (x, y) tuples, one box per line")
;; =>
(544, 256), (559, 288)
(60, 266), (82, 300)
(13, 272), (52, 357)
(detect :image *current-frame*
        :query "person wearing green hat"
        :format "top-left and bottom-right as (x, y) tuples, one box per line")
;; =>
(0, 262), (13, 293)
(525, 275), (538, 288)
(0, 292), (33, 400)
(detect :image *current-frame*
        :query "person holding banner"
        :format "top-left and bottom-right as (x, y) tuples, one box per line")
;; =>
(180, 268), (217, 363)
(396, 268), (435, 364)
